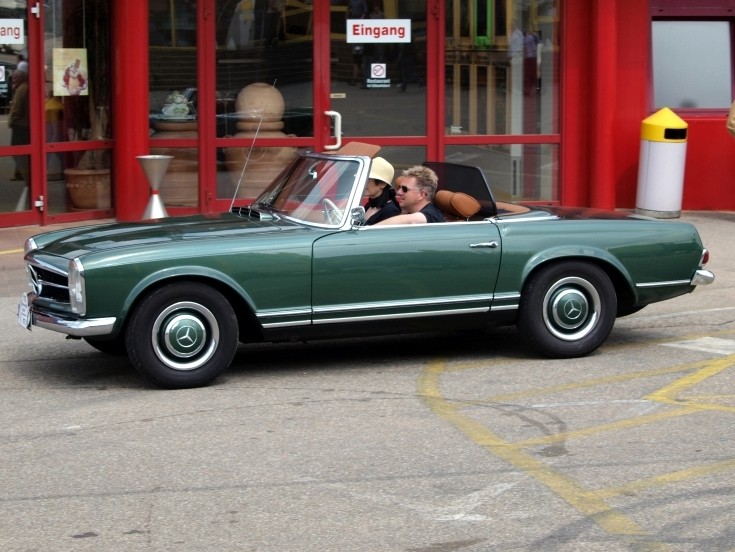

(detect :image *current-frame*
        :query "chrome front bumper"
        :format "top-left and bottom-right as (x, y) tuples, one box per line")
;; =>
(32, 309), (117, 337)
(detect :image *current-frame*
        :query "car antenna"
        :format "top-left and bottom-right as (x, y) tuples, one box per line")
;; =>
(229, 79), (277, 213)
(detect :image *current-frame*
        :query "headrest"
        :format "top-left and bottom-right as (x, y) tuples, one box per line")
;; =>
(434, 190), (481, 219)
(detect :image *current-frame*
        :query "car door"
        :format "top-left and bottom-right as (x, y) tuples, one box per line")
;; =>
(311, 222), (502, 324)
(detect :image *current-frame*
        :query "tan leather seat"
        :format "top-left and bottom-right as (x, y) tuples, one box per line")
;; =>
(434, 190), (481, 221)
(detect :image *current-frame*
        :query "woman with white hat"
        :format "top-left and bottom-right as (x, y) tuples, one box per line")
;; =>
(363, 156), (399, 225)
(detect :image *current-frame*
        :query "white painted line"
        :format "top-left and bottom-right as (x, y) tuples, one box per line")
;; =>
(662, 337), (735, 355)
(632, 306), (735, 321)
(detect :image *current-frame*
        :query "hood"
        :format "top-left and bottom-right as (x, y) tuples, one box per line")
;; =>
(30, 213), (299, 259)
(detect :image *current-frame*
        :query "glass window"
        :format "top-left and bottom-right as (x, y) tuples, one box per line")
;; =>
(215, 0), (310, 202)
(652, 20), (732, 109)
(331, 1), (428, 137)
(445, 0), (559, 136)
(446, 144), (558, 203)
(43, 0), (112, 214)
(149, 1), (199, 208)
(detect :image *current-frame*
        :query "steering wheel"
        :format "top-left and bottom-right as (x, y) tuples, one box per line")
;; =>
(323, 199), (343, 224)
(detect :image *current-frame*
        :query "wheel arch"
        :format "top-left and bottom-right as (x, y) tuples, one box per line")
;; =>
(119, 271), (262, 343)
(520, 251), (637, 316)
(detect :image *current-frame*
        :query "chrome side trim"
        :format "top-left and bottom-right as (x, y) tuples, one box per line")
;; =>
(313, 306), (489, 325)
(636, 279), (691, 288)
(257, 308), (311, 329)
(258, 295), (496, 328)
(32, 310), (117, 337)
(491, 304), (519, 311)
(313, 295), (494, 314)
(261, 320), (311, 329)
(690, 269), (715, 286)
(490, 291), (520, 311)
(258, 309), (311, 319)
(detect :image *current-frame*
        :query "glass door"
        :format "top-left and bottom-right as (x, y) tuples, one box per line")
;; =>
(0, 2), (36, 224)
(210, 0), (321, 208)
(211, 1), (433, 208)
(0, 0), (113, 227)
(330, 1), (430, 170)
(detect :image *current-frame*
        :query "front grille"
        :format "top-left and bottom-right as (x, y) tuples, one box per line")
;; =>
(28, 264), (70, 303)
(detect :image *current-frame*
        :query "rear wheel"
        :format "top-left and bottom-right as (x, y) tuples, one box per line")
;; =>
(517, 262), (617, 358)
(126, 282), (239, 388)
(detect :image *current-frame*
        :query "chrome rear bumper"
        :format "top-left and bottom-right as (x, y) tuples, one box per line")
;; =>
(690, 269), (715, 286)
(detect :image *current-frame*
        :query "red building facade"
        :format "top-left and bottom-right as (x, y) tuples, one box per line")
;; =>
(0, 0), (731, 228)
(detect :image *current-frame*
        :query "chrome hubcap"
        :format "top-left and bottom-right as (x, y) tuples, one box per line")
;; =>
(151, 301), (219, 371)
(543, 276), (600, 341)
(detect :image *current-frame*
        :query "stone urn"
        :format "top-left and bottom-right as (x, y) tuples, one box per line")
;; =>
(150, 120), (199, 207)
(224, 83), (297, 198)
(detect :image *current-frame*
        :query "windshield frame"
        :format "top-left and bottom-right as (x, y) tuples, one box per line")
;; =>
(251, 152), (371, 229)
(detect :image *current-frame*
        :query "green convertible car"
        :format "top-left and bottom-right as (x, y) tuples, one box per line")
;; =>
(18, 147), (714, 388)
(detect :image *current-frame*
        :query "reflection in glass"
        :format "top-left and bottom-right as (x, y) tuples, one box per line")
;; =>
(331, 2), (427, 137)
(215, 0), (312, 201)
(445, 144), (558, 203)
(151, 135), (199, 208)
(9, 65), (30, 147)
(377, 146), (427, 179)
(445, 0), (558, 136)
(150, 0), (198, 47)
(0, 155), (31, 213)
(41, 0), (112, 214)
(653, 21), (732, 109)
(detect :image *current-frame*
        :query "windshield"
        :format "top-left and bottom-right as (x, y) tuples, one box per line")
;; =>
(253, 154), (367, 227)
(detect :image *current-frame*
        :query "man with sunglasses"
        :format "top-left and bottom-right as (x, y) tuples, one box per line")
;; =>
(376, 165), (444, 224)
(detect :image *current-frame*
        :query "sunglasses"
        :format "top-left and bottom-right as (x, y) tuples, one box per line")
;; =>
(398, 185), (421, 194)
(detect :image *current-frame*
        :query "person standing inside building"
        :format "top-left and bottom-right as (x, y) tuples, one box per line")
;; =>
(347, 0), (367, 19)
(9, 61), (30, 182)
(523, 28), (541, 95)
(347, 0), (368, 86)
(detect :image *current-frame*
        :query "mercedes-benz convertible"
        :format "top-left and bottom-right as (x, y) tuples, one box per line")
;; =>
(18, 146), (714, 388)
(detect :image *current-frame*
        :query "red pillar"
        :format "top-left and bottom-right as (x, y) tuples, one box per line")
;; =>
(590, 0), (617, 209)
(111, 1), (150, 221)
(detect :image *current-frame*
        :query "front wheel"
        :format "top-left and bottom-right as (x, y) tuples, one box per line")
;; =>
(84, 335), (127, 356)
(126, 282), (239, 388)
(517, 262), (617, 358)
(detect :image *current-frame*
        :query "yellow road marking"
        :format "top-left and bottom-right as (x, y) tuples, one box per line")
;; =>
(515, 406), (694, 447)
(0, 248), (23, 256)
(418, 359), (668, 551)
(418, 343), (735, 550)
(646, 356), (735, 408)
(595, 458), (735, 500)
(486, 359), (715, 404)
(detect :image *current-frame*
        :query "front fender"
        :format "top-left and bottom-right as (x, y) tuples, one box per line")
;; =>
(120, 265), (257, 319)
(80, 264), (258, 336)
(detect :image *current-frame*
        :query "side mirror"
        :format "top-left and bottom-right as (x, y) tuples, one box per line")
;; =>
(350, 206), (366, 227)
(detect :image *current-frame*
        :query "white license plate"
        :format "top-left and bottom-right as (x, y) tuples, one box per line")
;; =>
(17, 292), (31, 330)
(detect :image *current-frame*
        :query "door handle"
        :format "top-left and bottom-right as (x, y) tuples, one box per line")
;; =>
(323, 110), (342, 151)
(469, 242), (499, 248)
